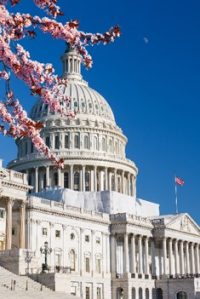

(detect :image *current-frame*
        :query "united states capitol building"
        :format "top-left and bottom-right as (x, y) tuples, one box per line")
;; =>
(0, 46), (200, 299)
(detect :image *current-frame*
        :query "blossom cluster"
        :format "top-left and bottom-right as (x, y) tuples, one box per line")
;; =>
(0, 0), (120, 167)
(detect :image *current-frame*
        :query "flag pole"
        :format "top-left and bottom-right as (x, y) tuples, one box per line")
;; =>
(175, 181), (178, 214)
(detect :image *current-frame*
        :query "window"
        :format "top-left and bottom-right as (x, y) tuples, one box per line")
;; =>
(96, 258), (101, 273)
(84, 135), (90, 149)
(102, 137), (106, 151)
(177, 291), (187, 299)
(65, 134), (69, 148)
(12, 227), (16, 236)
(55, 135), (59, 149)
(85, 257), (90, 272)
(55, 230), (61, 238)
(85, 235), (90, 242)
(74, 172), (80, 191)
(69, 250), (76, 271)
(96, 237), (101, 244)
(30, 142), (34, 153)
(94, 136), (99, 150)
(97, 287), (101, 299)
(45, 136), (50, 147)
(42, 227), (48, 236)
(0, 209), (4, 219)
(55, 254), (61, 267)
(70, 233), (75, 240)
(74, 134), (79, 148)
(25, 141), (28, 155)
(54, 172), (58, 186)
(111, 175), (115, 191)
(85, 172), (90, 191)
(43, 173), (46, 189)
(64, 172), (69, 188)
(86, 287), (90, 299)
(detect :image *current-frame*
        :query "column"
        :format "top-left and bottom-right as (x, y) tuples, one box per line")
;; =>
(169, 238), (173, 275)
(99, 170), (104, 191)
(124, 234), (129, 273)
(131, 234), (136, 273)
(106, 233), (110, 273)
(108, 171), (112, 191)
(80, 168), (83, 191)
(114, 169), (117, 192)
(186, 241), (190, 274)
(91, 230), (95, 276)
(35, 167), (38, 192)
(105, 168), (108, 190)
(174, 239), (179, 275)
(127, 173), (131, 195)
(62, 225), (67, 267)
(196, 244), (200, 274)
(111, 234), (116, 273)
(138, 235), (143, 275)
(94, 166), (97, 192)
(151, 238), (156, 276)
(82, 166), (85, 192)
(121, 171), (125, 194)
(80, 228), (83, 275)
(46, 166), (50, 187)
(69, 165), (73, 189)
(145, 236), (149, 275)
(5, 197), (13, 250)
(162, 238), (167, 275)
(191, 243), (195, 274)
(180, 240), (184, 275)
(19, 201), (26, 248)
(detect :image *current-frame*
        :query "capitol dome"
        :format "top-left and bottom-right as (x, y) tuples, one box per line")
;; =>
(8, 46), (138, 196)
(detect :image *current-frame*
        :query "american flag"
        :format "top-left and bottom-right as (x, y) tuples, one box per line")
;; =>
(175, 176), (184, 186)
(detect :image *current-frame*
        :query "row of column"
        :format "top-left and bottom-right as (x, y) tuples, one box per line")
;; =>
(29, 166), (135, 196)
(111, 234), (150, 276)
(162, 237), (200, 276)
(110, 234), (200, 277)
(5, 197), (26, 250)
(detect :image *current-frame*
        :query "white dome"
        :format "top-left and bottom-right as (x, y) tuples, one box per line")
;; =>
(30, 80), (115, 123)
(30, 47), (115, 124)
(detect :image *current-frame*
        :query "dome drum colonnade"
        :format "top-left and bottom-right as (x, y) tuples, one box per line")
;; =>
(8, 46), (138, 197)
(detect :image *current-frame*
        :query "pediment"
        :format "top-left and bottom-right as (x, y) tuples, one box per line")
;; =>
(166, 214), (200, 235)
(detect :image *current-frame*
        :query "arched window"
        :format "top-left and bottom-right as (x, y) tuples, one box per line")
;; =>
(177, 292), (187, 299)
(139, 288), (143, 299)
(65, 134), (69, 148)
(117, 176), (121, 192)
(94, 136), (99, 150)
(54, 172), (58, 186)
(102, 137), (106, 151)
(74, 134), (80, 149)
(109, 139), (113, 152)
(145, 289), (149, 299)
(55, 135), (60, 149)
(156, 288), (163, 299)
(64, 172), (69, 188)
(69, 249), (76, 271)
(85, 172), (90, 191)
(74, 172), (80, 191)
(43, 173), (46, 189)
(45, 136), (50, 148)
(132, 288), (136, 299)
(84, 135), (90, 149)
(116, 288), (124, 299)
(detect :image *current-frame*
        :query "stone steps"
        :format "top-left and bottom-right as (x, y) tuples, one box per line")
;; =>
(0, 265), (80, 298)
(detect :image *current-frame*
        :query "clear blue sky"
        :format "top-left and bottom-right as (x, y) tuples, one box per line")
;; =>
(1, 0), (200, 221)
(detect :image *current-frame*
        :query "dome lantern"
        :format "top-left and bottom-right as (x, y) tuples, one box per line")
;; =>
(61, 44), (82, 81)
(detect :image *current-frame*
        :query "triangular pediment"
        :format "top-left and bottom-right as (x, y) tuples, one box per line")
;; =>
(166, 214), (200, 235)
